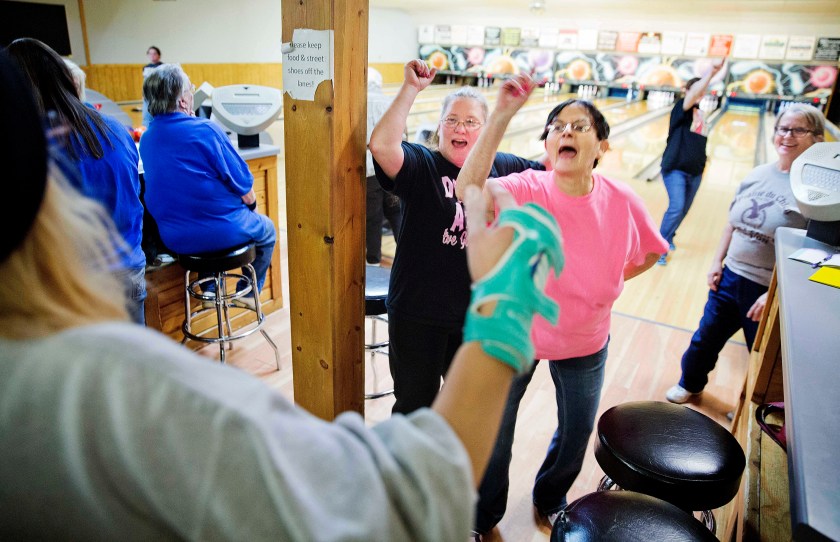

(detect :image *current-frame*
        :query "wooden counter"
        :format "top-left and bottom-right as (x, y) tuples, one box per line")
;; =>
(722, 227), (840, 541)
(143, 150), (283, 344)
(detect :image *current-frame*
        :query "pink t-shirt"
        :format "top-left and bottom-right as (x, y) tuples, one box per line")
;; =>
(495, 170), (667, 360)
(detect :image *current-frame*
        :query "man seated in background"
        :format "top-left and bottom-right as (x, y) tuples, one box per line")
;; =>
(139, 64), (276, 303)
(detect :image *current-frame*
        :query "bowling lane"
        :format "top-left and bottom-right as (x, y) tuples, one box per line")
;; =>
(597, 114), (670, 181)
(495, 99), (660, 160)
(611, 105), (763, 330)
(704, 106), (763, 191)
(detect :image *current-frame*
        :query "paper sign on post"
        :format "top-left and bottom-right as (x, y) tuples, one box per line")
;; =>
(282, 29), (334, 101)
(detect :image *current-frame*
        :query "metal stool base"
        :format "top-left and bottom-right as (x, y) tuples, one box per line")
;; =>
(181, 263), (281, 370)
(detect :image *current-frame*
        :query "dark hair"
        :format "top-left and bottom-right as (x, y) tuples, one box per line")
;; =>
(684, 77), (701, 91)
(6, 38), (114, 160)
(0, 49), (47, 263)
(539, 99), (610, 168)
(143, 64), (189, 116)
(147, 46), (161, 56)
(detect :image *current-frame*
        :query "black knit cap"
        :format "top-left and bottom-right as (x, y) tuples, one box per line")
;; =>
(0, 49), (48, 262)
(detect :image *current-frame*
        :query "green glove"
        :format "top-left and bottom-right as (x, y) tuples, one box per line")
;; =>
(463, 203), (564, 373)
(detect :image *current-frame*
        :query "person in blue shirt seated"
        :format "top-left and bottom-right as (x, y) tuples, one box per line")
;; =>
(139, 64), (276, 305)
(7, 38), (147, 325)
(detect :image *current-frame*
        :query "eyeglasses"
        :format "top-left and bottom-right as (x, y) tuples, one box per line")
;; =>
(546, 120), (592, 135)
(775, 126), (813, 137)
(441, 116), (483, 131)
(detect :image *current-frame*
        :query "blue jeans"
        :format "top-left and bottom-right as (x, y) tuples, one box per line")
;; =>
(116, 266), (147, 325)
(659, 169), (703, 245)
(679, 266), (766, 393)
(249, 214), (277, 292)
(475, 341), (609, 533)
(200, 214), (276, 294)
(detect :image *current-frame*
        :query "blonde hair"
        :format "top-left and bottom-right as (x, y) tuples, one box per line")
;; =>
(0, 166), (129, 339)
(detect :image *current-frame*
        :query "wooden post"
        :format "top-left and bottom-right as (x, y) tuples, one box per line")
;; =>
(281, 0), (368, 419)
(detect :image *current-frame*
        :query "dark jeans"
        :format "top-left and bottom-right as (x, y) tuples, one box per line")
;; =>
(117, 266), (147, 325)
(366, 175), (402, 264)
(200, 214), (276, 295)
(679, 266), (766, 393)
(475, 342), (609, 533)
(387, 311), (462, 415)
(659, 169), (703, 246)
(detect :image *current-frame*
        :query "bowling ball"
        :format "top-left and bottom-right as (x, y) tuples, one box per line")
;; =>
(427, 51), (448, 70)
(809, 65), (837, 89)
(467, 47), (485, 66)
(487, 55), (517, 75)
(617, 56), (639, 76)
(743, 70), (774, 94)
(641, 66), (679, 87)
(528, 50), (553, 73)
(566, 59), (591, 81)
(132, 126), (146, 142)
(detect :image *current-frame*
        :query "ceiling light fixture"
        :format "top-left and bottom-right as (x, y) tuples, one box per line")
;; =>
(529, 0), (546, 14)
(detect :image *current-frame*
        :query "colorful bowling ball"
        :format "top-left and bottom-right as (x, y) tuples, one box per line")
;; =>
(566, 59), (591, 81)
(427, 51), (448, 70)
(743, 70), (774, 94)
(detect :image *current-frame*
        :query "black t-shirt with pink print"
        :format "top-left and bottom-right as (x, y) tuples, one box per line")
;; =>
(374, 141), (543, 326)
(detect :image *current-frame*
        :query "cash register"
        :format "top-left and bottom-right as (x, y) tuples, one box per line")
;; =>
(791, 141), (840, 246)
(210, 84), (283, 148)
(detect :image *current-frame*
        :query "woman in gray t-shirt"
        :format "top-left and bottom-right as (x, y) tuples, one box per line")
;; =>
(666, 104), (825, 404)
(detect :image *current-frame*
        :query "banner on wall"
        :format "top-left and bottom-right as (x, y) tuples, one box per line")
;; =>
(539, 27), (559, 48)
(418, 25), (435, 44)
(435, 25), (452, 45)
(467, 26), (485, 46)
(449, 25), (467, 45)
(501, 28), (522, 47)
(661, 32), (685, 55)
(578, 29), (599, 51)
(485, 27), (501, 46)
(616, 32), (641, 53)
(521, 27), (540, 48)
(786, 36), (816, 60)
(709, 34), (733, 56)
(597, 31), (618, 51)
(759, 35), (787, 60)
(637, 33), (662, 54)
(557, 30), (578, 50)
(732, 34), (760, 58)
(814, 37), (840, 61)
(684, 33), (710, 56)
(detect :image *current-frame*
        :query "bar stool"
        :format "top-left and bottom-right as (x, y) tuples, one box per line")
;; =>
(364, 265), (393, 400)
(551, 490), (717, 541)
(178, 242), (281, 370)
(594, 401), (745, 534)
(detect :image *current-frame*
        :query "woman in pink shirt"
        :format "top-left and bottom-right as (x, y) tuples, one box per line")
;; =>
(455, 76), (667, 538)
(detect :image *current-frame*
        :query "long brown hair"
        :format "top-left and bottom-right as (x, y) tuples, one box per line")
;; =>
(7, 38), (115, 160)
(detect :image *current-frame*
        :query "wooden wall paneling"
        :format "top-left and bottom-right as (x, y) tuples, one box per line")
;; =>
(82, 64), (286, 103)
(282, 0), (368, 420)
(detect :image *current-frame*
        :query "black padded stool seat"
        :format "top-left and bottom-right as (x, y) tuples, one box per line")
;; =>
(178, 243), (256, 273)
(595, 401), (745, 512)
(364, 266), (392, 399)
(551, 491), (718, 542)
(365, 265), (390, 316)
